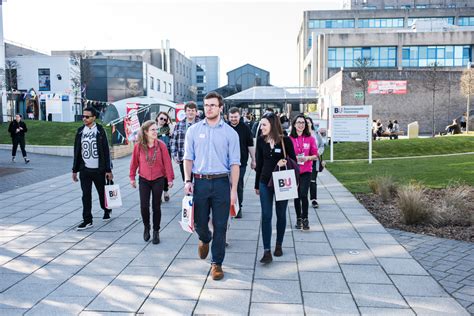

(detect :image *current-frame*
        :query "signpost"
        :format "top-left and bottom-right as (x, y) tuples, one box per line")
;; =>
(330, 105), (373, 164)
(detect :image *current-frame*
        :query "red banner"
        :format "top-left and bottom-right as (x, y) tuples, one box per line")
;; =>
(368, 81), (407, 95)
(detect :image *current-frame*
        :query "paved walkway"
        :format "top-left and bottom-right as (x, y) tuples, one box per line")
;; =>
(390, 229), (474, 314)
(0, 157), (470, 315)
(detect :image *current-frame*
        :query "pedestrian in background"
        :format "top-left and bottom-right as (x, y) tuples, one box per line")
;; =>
(306, 117), (325, 209)
(183, 91), (240, 280)
(72, 107), (113, 230)
(130, 120), (174, 244)
(9, 114), (30, 164)
(255, 112), (296, 264)
(290, 115), (318, 231)
(156, 111), (173, 202)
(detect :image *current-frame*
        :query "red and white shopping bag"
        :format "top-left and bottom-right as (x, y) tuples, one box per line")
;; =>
(179, 195), (194, 233)
(104, 181), (122, 208)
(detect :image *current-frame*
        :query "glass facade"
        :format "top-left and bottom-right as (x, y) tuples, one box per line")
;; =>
(227, 64), (270, 91)
(308, 19), (354, 29)
(358, 18), (404, 28)
(407, 17), (455, 26)
(458, 17), (474, 26)
(402, 45), (471, 67)
(328, 47), (397, 68)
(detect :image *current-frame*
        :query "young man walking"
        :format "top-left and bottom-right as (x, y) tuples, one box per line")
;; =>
(170, 101), (200, 181)
(8, 114), (30, 164)
(228, 107), (256, 218)
(72, 107), (113, 230)
(183, 92), (240, 280)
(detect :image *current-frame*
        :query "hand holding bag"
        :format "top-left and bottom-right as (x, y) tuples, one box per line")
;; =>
(105, 179), (123, 209)
(179, 195), (195, 233)
(268, 136), (300, 188)
(269, 136), (300, 201)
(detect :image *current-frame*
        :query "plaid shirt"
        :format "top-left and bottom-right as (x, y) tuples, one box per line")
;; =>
(170, 117), (200, 161)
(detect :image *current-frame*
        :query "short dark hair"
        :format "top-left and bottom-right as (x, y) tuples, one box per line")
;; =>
(83, 107), (97, 117)
(184, 101), (197, 111)
(290, 114), (311, 138)
(229, 107), (240, 114)
(15, 113), (22, 118)
(204, 91), (224, 107)
(265, 108), (274, 113)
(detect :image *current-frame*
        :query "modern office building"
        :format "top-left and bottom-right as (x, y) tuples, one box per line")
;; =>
(298, 0), (474, 133)
(53, 44), (194, 103)
(215, 64), (271, 99)
(191, 56), (220, 107)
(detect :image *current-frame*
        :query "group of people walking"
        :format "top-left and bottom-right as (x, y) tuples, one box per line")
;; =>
(71, 91), (326, 281)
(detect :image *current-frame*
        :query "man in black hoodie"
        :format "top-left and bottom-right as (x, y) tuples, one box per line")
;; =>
(8, 114), (30, 164)
(72, 107), (113, 230)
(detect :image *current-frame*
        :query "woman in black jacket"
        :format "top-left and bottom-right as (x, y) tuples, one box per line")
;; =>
(254, 112), (297, 264)
(8, 114), (30, 163)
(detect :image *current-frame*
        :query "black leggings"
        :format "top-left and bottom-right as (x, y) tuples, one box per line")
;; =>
(294, 172), (311, 219)
(139, 176), (165, 231)
(12, 136), (27, 157)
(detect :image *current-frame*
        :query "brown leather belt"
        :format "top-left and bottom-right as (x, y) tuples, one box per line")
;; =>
(194, 173), (229, 180)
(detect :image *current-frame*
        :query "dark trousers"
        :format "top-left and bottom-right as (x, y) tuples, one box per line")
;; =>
(310, 161), (318, 201)
(79, 168), (110, 223)
(259, 181), (288, 250)
(237, 165), (247, 209)
(139, 176), (165, 231)
(294, 172), (311, 219)
(193, 177), (230, 265)
(12, 136), (27, 157)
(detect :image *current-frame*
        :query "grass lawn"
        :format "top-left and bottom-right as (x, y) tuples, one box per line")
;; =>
(324, 136), (474, 193)
(324, 136), (474, 160)
(0, 120), (112, 146)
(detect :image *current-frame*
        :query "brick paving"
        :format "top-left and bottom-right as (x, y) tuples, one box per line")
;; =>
(0, 155), (470, 315)
(390, 229), (474, 314)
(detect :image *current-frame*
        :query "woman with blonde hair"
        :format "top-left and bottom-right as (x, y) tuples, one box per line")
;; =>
(130, 120), (174, 244)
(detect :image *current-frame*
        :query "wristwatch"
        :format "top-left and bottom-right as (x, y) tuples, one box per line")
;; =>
(185, 180), (192, 183)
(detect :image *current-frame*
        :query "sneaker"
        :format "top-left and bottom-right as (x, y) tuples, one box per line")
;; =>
(311, 199), (319, 209)
(295, 218), (302, 229)
(211, 263), (224, 280)
(24, 158), (30, 164)
(102, 211), (111, 221)
(260, 250), (273, 264)
(76, 221), (93, 231)
(302, 218), (310, 231)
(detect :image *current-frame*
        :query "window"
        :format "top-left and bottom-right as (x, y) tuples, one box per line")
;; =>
(164, 81), (167, 93)
(150, 76), (154, 90)
(408, 17), (454, 26)
(415, 5), (427, 9)
(38, 69), (51, 91)
(308, 19), (354, 29)
(169, 83), (172, 95)
(308, 35), (312, 48)
(401, 5), (411, 9)
(362, 6), (377, 10)
(402, 45), (471, 67)
(327, 47), (397, 68)
(385, 6), (394, 9)
(458, 17), (474, 26)
(157, 79), (160, 91)
(197, 75), (204, 83)
(358, 18), (404, 28)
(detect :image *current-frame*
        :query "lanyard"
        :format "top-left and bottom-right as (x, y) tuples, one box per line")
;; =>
(295, 136), (306, 154)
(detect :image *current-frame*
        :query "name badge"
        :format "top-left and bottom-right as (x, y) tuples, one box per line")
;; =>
(199, 133), (206, 138)
(274, 148), (282, 153)
(303, 143), (310, 149)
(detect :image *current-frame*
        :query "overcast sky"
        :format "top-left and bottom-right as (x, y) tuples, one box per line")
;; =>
(3, 0), (342, 87)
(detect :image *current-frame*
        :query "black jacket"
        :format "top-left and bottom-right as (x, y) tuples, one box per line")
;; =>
(8, 121), (28, 138)
(72, 124), (112, 173)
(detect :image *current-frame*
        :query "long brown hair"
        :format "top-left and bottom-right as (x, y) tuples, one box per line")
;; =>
(137, 120), (156, 150)
(261, 112), (283, 143)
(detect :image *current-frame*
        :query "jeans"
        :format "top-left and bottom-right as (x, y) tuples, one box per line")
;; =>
(237, 165), (247, 208)
(193, 177), (230, 265)
(139, 176), (165, 231)
(12, 136), (27, 157)
(259, 181), (288, 250)
(294, 172), (311, 219)
(79, 168), (110, 223)
(310, 161), (319, 201)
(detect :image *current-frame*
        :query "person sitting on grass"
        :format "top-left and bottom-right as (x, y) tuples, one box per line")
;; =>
(442, 119), (461, 135)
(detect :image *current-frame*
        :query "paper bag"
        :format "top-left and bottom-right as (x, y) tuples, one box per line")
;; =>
(104, 183), (122, 208)
(272, 169), (299, 201)
(179, 195), (194, 233)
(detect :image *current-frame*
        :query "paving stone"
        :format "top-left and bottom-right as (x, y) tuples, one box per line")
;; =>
(194, 289), (251, 315)
(349, 283), (408, 308)
(303, 292), (359, 315)
(328, 237), (368, 250)
(25, 296), (92, 316)
(341, 264), (392, 284)
(48, 275), (114, 298)
(112, 265), (166, 287)
(292, 231), (327, 243)
(297, 255), (340, 272)
(300, 271), (349, 293)
(378, 258), (429, 275)
(370, 244), (412, 259)
(249, 303), (304, 315)
(391, 275), (449, 297)
(165, 258), (211, 277)
(294, 241), (333, 256)
(0, 308), (29, 315)
(252, 279), (302, 304)
(0, 273), (27, 292)
(405, 296), (469, 315)
(204, 268), (253, 290)
(255, 261), (299, 280)
(358, 307), (415, 315)
(85, 285), (151, 312)
(138, 298), (195, 315)
(149, 276), (206, 300)
(334, 249), (378, 265)
(223, 251), (257, 270)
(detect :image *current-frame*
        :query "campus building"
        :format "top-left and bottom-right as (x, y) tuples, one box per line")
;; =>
(191, 56), (220, 107)
(215, 64), (271, 99)
(298, 0), (474, 133)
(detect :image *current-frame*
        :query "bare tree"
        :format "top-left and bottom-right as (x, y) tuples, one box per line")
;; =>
(421, 62), (444, 137)
(4, 60), (21, 121)
(460, 68), (474, 133)
(70, 52), (94, 101)
(353, 57), (373, 105)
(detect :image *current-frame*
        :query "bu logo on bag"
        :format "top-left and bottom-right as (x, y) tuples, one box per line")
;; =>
(278, 177), (293, 192)
(109, 189), (118, 198)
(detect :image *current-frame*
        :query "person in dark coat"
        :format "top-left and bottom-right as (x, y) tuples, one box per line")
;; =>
(8, 114), (30, 163)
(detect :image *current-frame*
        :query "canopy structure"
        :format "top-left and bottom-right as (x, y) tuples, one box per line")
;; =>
(224, 86), (318, 104)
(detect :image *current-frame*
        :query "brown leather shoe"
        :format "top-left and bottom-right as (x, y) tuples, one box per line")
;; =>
(198, 241), (209, 259)
(274, 244), (283, 257)
(211, 264), (224, 280)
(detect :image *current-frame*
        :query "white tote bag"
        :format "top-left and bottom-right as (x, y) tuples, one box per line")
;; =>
(272, 168), (299, 201)
(104, 182), (122, 208)
(179, 195), (195, 233)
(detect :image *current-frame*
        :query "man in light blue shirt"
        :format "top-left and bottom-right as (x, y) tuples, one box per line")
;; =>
(183, 91), (240, 281)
